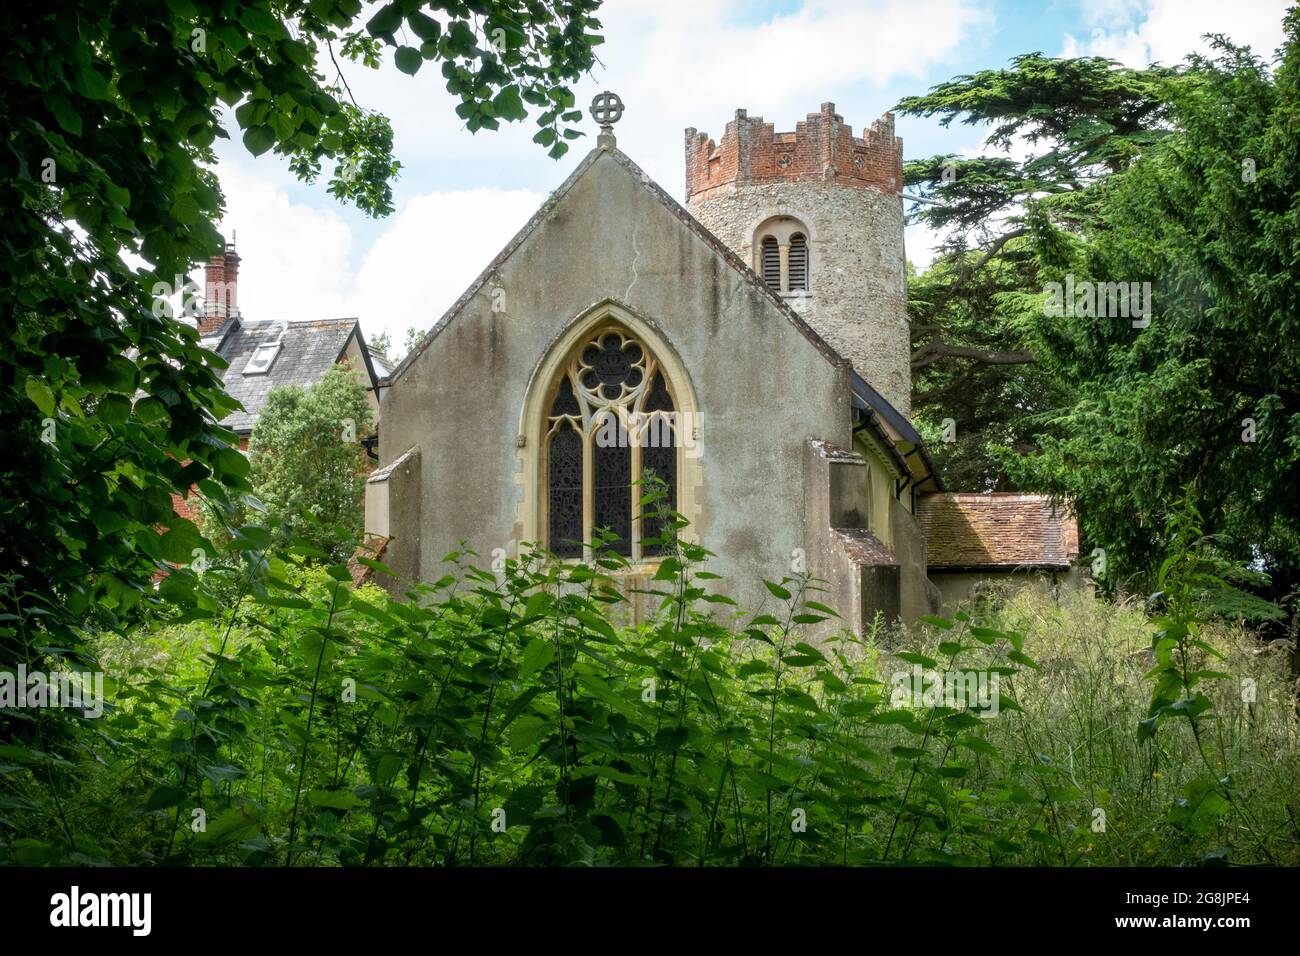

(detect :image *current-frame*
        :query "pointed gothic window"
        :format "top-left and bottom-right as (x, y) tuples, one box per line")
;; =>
(543, 327), (679, 559)
(640, 371), (677, 556)
(547, 422), (583, 558)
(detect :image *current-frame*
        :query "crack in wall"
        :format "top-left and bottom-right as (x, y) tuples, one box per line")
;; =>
(623, 222), (642, 302)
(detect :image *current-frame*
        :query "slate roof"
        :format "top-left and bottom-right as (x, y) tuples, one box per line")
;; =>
(917, 493), (1080, 570)
(203, 317), (371, 434)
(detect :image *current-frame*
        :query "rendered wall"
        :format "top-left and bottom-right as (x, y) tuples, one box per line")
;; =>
(374, 148), (853, 619)
(891, 497), (940, 621)
(930, 568), (1081, 612)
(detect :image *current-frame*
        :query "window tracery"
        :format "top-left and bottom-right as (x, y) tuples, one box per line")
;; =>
(544, 326), (679, 559)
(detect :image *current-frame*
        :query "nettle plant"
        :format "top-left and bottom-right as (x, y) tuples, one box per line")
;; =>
(2, 478), (1047, 867)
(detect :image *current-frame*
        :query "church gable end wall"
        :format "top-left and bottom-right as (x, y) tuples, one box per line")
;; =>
(376, 148), (852, 619)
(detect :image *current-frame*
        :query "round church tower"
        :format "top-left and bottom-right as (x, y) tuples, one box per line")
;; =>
(685, 102), (912, 418)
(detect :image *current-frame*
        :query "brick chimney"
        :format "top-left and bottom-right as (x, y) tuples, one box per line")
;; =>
(200, 241), (241, 334)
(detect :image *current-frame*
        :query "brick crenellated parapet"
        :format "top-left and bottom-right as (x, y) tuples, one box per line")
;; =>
(685, 103), (902, 203)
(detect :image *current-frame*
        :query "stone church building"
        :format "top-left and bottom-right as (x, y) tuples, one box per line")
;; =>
(364, 99), (1078, 632)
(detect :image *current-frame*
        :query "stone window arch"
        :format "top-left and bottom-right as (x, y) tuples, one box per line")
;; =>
(752, 215), (812, 294)
(541, 323), (681, 560)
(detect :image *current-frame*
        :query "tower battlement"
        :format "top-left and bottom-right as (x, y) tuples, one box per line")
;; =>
(684, 103), (903, 203)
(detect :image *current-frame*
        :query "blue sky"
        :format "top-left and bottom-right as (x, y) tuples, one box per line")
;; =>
(208, 0), (1293, 346)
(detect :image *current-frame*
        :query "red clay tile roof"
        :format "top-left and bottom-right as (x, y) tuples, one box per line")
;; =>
(349, 536), (390, 586)
(833, 528), (898, 567)
(917, 493), (1080, 570)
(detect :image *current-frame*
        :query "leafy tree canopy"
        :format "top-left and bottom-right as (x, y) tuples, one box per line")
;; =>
(901, 15), (1300, 600)
(223, 362), (375, 562)
(899, 54), (1182, 489)
(1007, 23), (1300, 592)
(1, 0), (604, 658)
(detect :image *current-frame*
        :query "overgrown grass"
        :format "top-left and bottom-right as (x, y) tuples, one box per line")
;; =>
(3, 514), (1297, 867)
(959, 583), (1300, 865)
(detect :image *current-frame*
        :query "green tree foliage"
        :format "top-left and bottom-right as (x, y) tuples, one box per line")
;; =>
(237, 363), (374, 562)
(1138, 498), (1284, 846)
(0, 1), (604, 661)
(1008, 21), (1300, 592)
(901, 18), (1300, 600)
(367, 330), (394, 363)
(6, 503), (1297, 867)
(899, 54), (1180, 489)
(906, 254), (1070, 490)
(365, 325), (423, 364)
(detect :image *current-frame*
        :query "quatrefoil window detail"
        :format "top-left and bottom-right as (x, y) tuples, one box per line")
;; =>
(579, 333), (644, 400)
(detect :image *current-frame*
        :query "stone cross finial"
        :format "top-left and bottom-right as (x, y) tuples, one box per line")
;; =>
(590, 91), (623, 149)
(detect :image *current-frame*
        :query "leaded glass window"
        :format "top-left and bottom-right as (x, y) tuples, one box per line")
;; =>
(547, 422), (583, 558)
(640, 372), (677, 555)
(593, 417), (632, 555)
(543, 326), (680, 559)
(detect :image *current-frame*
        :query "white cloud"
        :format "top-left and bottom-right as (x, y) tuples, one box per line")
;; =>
(585, 0), (990, 271)
(1062, 0), (1291, 67)
(212, 163), (541, 345)
(916, 0), (1292, 269)
(905, 218), (948, 271)
(215, 162), (355, 321)
(208, 0), (993, 325)
(618, 0), (988, 111)
(346, 187), (543, 344)
(310, 0), (990, 203)
(1076, 0), (1150, 30)
(573, 0), (990, 196)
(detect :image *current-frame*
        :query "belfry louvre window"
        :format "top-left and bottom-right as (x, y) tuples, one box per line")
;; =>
(544, 326), (679, 559)
(788, 233), (808, 291)
(760, 236), (780, 289)
(754, 217), (811, 293)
